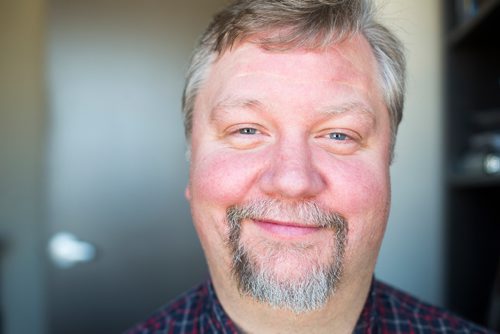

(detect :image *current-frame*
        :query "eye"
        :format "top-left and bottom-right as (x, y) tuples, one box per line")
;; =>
(223, 124), (268, 150)
(329, 132), (349, 141)
(315, 128), (361, 155)
(239, 127), (258, 135)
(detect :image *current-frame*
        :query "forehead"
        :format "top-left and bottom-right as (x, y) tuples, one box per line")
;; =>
(198, 34), (384, 115)
(222, 34), (377, 79)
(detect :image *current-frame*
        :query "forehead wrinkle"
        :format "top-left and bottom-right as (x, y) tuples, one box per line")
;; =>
(234, 70), (334, 85)
(232, 71), (374, 91)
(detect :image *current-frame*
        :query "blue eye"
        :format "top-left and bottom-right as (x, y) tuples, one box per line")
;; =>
(239, 128), (257, 135)
(329, 132), (348, 141)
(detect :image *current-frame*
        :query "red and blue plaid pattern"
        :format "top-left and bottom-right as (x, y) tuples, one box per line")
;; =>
(126, 279), (494, 333)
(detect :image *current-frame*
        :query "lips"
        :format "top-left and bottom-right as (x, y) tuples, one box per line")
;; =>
(253, 219), (322, 237)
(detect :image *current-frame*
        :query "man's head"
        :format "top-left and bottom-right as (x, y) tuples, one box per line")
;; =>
(183, 0), (406, 315)
(183, 0), (406, 156)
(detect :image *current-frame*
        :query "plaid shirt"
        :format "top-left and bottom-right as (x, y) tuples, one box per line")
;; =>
(126, 278), (494, 333)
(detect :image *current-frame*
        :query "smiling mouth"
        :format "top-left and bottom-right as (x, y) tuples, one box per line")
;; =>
(253, 219), (323, 237)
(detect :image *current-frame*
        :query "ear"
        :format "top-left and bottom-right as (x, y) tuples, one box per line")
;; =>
(185, 185), (191, 201)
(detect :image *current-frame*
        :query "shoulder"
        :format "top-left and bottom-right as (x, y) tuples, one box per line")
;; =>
(373, 279), (495, 333)
(124, 281), (212, 334)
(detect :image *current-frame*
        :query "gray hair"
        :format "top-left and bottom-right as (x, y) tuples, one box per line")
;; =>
(182, 0), (406, 156)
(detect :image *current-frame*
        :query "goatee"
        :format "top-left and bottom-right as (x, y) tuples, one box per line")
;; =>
(226, 199), (348, 313)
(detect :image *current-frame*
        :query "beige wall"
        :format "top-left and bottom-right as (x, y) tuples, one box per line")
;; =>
(0, 0), (47, 333)
(375, 0), (444, 306)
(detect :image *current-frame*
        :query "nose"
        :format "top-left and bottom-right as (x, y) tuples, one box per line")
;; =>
(259, 136), (326, 200)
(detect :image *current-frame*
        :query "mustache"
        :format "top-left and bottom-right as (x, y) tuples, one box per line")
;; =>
(226, 199), (348, 245)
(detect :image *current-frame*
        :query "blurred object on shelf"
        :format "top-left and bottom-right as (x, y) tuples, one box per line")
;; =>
(455, 0), (491, 23)
(456, 0), (479, 22)
(459, 132), (500, 175)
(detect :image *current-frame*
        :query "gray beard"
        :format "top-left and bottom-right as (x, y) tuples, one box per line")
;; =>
(226, 199), (348, 313)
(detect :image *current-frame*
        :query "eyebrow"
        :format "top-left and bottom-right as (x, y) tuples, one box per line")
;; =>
(210, 98), (376, 123)
(317, 102), (377, 129)
(209, 97), (266, 122)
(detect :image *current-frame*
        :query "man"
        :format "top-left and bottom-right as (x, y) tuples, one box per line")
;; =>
(127, 0), (492, 333)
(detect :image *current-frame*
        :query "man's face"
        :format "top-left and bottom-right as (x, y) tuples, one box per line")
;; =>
(186, 34), (392, 311)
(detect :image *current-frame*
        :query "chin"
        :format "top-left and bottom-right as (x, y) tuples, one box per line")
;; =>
(231, 235), (344, 313)
(251, 236), (335, 278)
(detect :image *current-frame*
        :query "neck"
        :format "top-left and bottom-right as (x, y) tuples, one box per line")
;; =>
(211, 272), (373, 334)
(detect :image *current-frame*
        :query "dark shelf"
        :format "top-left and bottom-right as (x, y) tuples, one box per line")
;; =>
(444, 0), (500, 330)
(448, 173), (500, 188)
(448, 0), (500, 46)
(471, 108), (500, 130)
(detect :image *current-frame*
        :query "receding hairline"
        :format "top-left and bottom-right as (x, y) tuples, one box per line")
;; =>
(208, 0), (370, 55)
(214, 28), (378, 64)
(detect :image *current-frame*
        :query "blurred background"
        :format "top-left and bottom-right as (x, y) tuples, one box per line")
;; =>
(0, 0), (498, 333)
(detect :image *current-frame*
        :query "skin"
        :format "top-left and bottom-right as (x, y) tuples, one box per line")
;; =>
(185, 33), (393, 333)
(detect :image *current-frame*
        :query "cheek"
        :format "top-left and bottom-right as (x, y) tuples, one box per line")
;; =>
(189, 148), (267, 261)
(324, 156), (390, 243)
(189, 148), (265, 207)
(322, 156), (390, 277)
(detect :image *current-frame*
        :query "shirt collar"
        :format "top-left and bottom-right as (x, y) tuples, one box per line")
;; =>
(206, 277), (378, 333)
